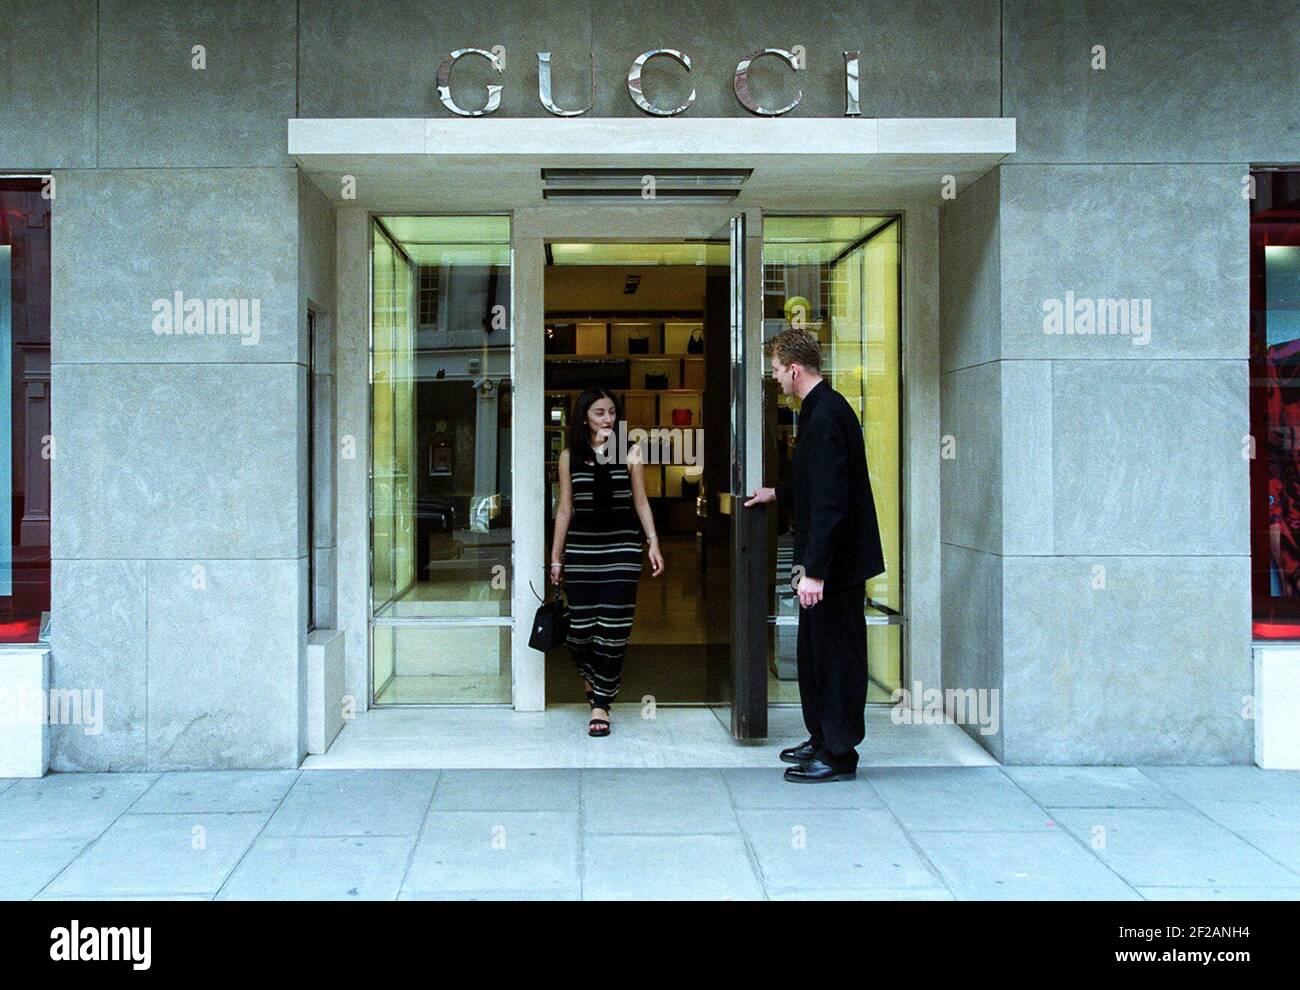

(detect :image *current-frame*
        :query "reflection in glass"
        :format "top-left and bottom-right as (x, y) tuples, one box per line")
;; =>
(762, 215), (902, 702)
(370, 216), (512, 703)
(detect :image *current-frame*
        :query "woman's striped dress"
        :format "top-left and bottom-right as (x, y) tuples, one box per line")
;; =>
(564, 456), (643, 709)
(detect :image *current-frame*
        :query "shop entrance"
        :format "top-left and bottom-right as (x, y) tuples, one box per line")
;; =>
(365, 208), (767, 737)
(542, 239), (736, 706)
(538, 214), (769, 739)
(291, 114), (1015, 764)
(362, 208), (906, 743)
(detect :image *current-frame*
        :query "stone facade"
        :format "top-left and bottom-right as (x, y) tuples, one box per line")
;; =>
(1, 0), (1293, 766)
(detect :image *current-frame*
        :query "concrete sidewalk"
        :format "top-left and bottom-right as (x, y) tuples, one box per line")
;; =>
(1, 765), (1299, 900)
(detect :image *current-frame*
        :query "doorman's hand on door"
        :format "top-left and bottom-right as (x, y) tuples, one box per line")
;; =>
(744, 486), (775, 507)
(797, 574), (824, 608)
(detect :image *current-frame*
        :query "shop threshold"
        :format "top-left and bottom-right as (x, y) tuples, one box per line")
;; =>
(300, 705), (997, 770)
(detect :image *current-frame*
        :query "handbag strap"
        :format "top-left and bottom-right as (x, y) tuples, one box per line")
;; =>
(529, 580), (566, 605)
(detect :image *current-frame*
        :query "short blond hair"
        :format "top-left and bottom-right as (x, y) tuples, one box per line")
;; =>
(766, 327), (822, 372)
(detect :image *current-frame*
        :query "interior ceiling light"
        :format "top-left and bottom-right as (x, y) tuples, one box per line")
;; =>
(540, 167), (751, 202)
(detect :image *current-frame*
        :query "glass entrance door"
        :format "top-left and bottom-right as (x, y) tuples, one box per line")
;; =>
(541, 233), (740, 711)
(724, 211), (769, 739)
(537, 213), (765, 737)
(759, 215), (905, 707)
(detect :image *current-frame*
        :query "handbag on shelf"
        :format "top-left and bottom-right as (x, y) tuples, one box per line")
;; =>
(671, 407), (692, 426)
(645, 371), (669, 390)
(527, 581), (569, 652)
(549, 358), (631, 389)
(547, 394), (570, 427)
(627, 334), (650, 354)
(545, 323), (577, 354)
(686, 328), (704, 354)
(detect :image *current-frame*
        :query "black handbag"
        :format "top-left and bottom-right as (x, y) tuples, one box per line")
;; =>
(545, 323), (577, 354)
(548, 358), (631, 389)
(528, 582), (569, 652)
(628, 334), (650, 354)
(687, 328), (704, 354)
(645, 370), (669, 390)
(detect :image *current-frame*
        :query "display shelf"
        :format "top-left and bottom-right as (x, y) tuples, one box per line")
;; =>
(544, 316), (707, 537)
(544, 352), (698, 360)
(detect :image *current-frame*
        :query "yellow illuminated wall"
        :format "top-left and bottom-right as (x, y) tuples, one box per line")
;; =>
(371, 223), (416, 618)
(858, 224), (901, 694)
(766, 215), (903, 700)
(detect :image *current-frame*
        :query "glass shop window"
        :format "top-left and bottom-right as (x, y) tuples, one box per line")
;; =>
(1249, 169), (1300, 637)
(0, 179), (52, 644)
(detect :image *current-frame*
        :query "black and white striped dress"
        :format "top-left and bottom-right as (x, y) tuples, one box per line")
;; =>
(564, 456), (643, 708)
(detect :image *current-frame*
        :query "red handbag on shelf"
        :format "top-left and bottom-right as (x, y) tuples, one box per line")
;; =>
(671, 408), (692, 426)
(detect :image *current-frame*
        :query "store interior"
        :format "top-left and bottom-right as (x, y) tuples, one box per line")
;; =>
(543, 241), (736, 704)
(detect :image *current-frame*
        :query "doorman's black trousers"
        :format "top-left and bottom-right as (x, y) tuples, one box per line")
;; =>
(796, 580), (867, 768)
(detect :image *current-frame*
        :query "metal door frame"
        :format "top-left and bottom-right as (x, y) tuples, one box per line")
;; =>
(728, 211), (769, 739)
(511, 205), (766, 734)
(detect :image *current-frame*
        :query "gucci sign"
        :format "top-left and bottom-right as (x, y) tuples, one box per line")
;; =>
(435, 48), (862, 117)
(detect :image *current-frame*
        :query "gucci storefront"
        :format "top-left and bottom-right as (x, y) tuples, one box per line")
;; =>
(0, 0), (1293, 772)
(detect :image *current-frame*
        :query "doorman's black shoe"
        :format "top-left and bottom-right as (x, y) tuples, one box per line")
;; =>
(779, 740), (819, 765)
(783, 757), (857, 783)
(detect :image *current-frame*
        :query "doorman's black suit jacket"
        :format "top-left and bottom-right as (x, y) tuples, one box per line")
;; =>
(774, 379), (886, 589)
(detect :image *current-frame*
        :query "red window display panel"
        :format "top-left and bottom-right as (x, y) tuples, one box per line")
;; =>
(1249, 169), (1300, 634)
(0, 179), (51, 643)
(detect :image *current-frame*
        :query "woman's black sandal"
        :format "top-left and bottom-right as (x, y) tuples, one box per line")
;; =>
(588, 697), (611, 737)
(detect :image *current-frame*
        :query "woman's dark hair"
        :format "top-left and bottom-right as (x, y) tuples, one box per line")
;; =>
(568, 387), (621, 464)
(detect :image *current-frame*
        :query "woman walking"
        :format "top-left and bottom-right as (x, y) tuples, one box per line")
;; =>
(550, 387), (664, 736)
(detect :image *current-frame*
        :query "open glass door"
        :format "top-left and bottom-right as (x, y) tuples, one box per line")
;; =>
(759, 215), (905, 710)
(725, 211), (769, 739)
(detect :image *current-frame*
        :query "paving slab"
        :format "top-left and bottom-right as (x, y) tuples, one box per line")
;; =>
(217, 835), (416, 900)
(428, 769), (580, 811)
(0, 773), (158, 841)
(132, 770), (300, 814)
(1139, 767), (1300, 833)
(1050, 807), (1300, 890)
(909, 830), (1141, 900)
(767, 887), (956, 900)
(264, 769), (439, 837)
(1235, 831), (1300, 875)
(581, 768), (739, 834)
(0, 840), (89, 900)
(583, 833), (765, 900)
(1136, 886), (1300, 901)
(737, 808), (948, 897)
(40, 812), (268, 898)
(1001, 766), (1189, 808)
(868, 767), (1055, 831)
(403, 811), (580, 899)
